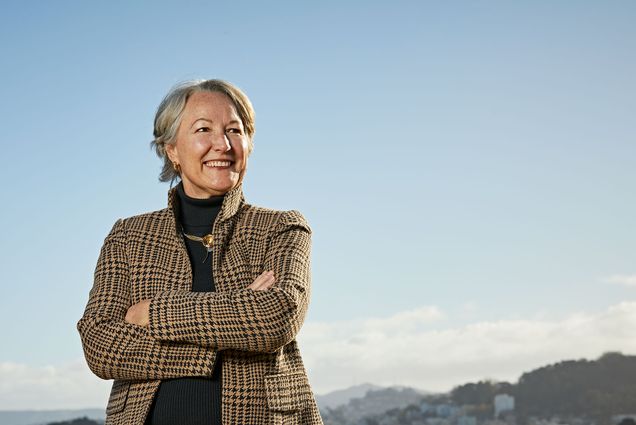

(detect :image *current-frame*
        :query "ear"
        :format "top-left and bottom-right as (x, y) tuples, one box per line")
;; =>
(165, 143), (179, 164)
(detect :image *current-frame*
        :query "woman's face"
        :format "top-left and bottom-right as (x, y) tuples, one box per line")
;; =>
(166, 91), (249, 198)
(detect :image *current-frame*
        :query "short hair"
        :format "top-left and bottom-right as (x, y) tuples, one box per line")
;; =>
(150, 79), (255, 183)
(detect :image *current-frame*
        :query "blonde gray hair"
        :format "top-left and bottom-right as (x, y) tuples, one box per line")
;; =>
(150, 79), (255, 183)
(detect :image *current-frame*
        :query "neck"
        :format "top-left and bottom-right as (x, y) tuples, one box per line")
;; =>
(176, 181), (224, 227)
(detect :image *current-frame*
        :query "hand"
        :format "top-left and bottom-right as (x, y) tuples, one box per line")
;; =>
(248, 270), (276, 291)
(125, 299), (151, 327)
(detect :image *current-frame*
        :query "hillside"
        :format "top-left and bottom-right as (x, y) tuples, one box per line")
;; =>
(322, 352), (636, 425)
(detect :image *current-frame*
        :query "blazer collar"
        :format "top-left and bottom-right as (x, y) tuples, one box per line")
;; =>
(168, 181), (245, 225)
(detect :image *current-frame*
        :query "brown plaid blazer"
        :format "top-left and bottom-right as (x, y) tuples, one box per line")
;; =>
(77, 182), (323, 425)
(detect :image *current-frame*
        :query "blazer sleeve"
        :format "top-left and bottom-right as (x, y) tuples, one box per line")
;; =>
(146, 210), (312, 353)
(77, 219), (218, 381)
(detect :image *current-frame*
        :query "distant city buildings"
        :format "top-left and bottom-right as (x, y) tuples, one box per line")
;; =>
(322, 384), (620, 425)
(437, 404), (462, 418)
(458, 415), (478, 425)
(494, 394), (515, 418)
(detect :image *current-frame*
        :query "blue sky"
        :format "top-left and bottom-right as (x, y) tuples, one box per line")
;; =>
(1, 0), (635, 408)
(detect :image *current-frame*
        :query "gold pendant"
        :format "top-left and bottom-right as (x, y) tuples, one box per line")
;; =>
(183, 232), (214, 252)
(202, 234), (214, 250)
(182, 232), (214, 263)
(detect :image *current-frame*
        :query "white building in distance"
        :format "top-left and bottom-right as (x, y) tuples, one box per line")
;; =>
(494, 394), (515, 418)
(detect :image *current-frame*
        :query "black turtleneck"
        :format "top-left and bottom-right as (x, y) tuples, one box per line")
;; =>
(175, 181), (224, 291)
(145, 181), (224, 425)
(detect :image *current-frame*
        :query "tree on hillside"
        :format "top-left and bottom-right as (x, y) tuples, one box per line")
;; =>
(515, 352), (636, 422)
(450, 379), (513, 405)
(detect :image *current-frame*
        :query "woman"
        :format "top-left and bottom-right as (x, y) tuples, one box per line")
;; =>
(77, 79), (323, 425)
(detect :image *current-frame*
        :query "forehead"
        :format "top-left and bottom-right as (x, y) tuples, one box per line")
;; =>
(183, 90), (240, 120)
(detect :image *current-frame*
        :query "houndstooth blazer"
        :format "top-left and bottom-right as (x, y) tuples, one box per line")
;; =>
(77, 182), (324, 425)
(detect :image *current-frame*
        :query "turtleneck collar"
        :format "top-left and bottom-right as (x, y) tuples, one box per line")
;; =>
(168, 180), (246, 230)
(174, 181), (224, 227)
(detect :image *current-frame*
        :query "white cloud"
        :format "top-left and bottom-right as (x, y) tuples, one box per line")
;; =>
(4, 302), (636, 409)
(603, 274), (636, 287)
(0, 359), (111, 410)
(297, 301), (636, 395)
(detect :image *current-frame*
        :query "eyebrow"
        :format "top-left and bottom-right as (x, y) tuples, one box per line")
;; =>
(190, 118), (242, 129)
(190, 118), (213, 129)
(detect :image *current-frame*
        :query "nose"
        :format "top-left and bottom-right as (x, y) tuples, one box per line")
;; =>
(210, 132), (231, 152)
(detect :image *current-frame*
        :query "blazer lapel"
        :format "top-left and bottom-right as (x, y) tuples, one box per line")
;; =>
(211, 183), (245, 290)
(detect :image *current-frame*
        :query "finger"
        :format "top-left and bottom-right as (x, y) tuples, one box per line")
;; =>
(249, 271), (274, 290)
(257, 274), (277, 291)
(248, 271), (269, 289)
(255, 273), (276, 291)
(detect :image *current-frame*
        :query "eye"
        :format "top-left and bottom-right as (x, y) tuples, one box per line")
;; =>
(195, 127), (210, 133)
(227, 128), (243, 135)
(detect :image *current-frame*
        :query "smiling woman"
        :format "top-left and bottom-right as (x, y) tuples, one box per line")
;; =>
(77, 79), (323, 425)
(164, 90), (250, 198)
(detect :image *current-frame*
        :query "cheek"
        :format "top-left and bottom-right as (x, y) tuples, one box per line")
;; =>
(191, 137), (212, 152)
(175, 133), (199, 155)
(237, 138), (250, 159)
(180, 139), (209, 161)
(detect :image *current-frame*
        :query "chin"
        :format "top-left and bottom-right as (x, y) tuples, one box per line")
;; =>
(207, 182), (238, 195)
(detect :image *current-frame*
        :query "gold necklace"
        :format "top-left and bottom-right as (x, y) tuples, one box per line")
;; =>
(182, 232), (214, 263)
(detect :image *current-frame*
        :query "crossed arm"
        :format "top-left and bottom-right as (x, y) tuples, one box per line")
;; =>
(76, 211), (312, 381)
(123, 270), (276, 327)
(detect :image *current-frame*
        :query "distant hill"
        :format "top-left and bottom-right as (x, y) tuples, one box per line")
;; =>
(449, 351), (636, 422)
(47, 418), (102, 425)
(321, 352), (636, 425)
(315, 383), (384, 410)
(321, 386), (430, 425)
(0, 409), (104, 425)
(515, 351), (636, 421)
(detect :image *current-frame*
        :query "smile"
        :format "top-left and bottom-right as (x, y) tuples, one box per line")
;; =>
(204, 160), (233, 168)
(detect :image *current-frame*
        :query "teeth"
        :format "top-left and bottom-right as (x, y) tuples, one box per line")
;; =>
(205, 161), (231, 167)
